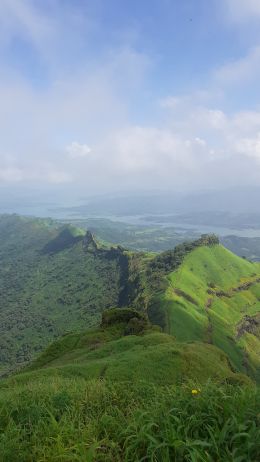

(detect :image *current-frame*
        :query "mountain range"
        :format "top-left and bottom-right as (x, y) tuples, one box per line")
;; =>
(0, 214), (259, 461)
(1, 214), (259, 382)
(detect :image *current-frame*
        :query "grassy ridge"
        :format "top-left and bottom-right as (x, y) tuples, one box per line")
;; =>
(15, 323), (248, 386)
(149, 244), (260, 381)
(0, 313), (257, 461)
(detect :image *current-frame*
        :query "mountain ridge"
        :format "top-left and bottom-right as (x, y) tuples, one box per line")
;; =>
(1, 214), (260, 383)
(0, 214), (259, 461)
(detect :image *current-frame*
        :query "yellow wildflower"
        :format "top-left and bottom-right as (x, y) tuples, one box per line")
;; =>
(191, 389), (200, 395)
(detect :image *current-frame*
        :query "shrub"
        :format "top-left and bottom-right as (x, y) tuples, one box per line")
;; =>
(101, 308), (147, 327)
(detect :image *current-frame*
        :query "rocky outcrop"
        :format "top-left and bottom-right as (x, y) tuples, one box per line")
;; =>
(83, 230), (98, 252)
(237, 314), (260, 339)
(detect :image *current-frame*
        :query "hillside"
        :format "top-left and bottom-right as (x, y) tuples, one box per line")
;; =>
(0, 216), (260, 460)
(0, 215), (129, 374)
(148, 240), (260, 382)
(1, 214), (260, 382)
(18, 308), (248, 386)
(0, 309), (259, 461)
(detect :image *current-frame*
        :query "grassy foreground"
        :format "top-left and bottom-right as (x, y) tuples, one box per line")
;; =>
(1, 312), (258, 461)
(0, 378), (259, 462)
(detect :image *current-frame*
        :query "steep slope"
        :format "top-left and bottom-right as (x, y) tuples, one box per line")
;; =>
(0, 215), (126, 374)
(148, 241), (260, 381)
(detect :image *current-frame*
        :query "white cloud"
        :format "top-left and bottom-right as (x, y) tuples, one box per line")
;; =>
(0, 43), (149, 187)
(2, 97), (260, 190)
(0, 162), (72, 184)
(215, 47), (260, 85)
(191, 109), (228, 131)
(66, 142), (92, 159)
(235, 133), (260, 160)
(108, 126), (188, 173)
(224, 0), (260, 22)
(160, 96), (181, 109)
(92, 123), (225, 189)
(0, 167), (25, 182)
(0, 0), (55, 59)
(195, 137), (207, 147)
(1, 0), (260, 194)
(47, 170), (72, 184)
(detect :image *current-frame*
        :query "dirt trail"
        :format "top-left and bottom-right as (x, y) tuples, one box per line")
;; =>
(205, 298), (213, 344)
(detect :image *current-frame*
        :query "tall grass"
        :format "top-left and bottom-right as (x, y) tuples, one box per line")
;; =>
(0, 378), (259, 461)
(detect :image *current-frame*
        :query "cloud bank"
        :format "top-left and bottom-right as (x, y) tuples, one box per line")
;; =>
(0, 0), (260, 196)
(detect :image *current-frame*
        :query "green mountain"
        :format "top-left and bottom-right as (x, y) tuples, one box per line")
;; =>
(147, 239), (260, 382)
(1, 214), (260, 382)
(0, 215), (260, 461)
(0, 215), (127, 374)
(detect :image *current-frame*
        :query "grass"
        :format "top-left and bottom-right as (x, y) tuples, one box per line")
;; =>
(148, 245), (260, 381)
(10, 324), (249, 387)
(0, 378), (259, 462)
(0, 310), (258, 461)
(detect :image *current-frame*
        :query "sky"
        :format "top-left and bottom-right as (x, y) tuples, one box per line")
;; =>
(0, 0), (260, 199)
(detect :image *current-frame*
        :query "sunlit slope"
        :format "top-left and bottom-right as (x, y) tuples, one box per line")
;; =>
(155, 244), (260, 380)
(7, 311), (249, 388)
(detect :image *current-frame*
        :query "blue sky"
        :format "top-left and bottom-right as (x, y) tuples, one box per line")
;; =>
(0, 0), (260, 195)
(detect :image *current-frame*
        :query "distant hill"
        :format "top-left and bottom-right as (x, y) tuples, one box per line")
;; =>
(50, 187), (260, 216)
(61, 217), (260, 260)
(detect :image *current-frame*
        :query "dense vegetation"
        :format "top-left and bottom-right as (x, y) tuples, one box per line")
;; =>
(1, 214), (260, 383)
(0, 215), (260, 460)
(0, 215), (126, 374)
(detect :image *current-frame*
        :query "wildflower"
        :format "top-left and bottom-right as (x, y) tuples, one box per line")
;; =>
(191, 389), (200, 395)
